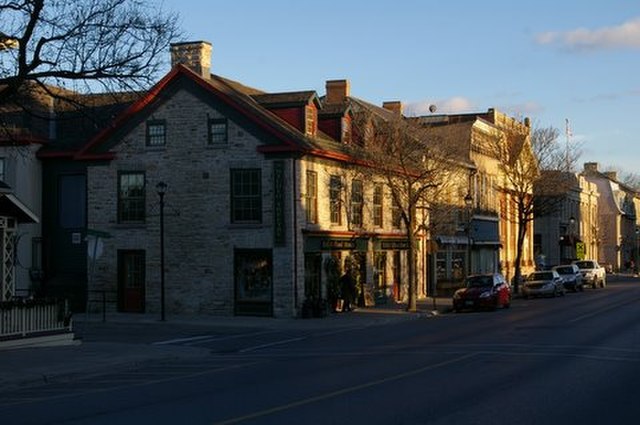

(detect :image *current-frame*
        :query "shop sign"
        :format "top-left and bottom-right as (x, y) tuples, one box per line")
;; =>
(381, 240), (409, 250)
(321, 239), (356, 250)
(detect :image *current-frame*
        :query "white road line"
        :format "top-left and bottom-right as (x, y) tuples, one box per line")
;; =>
(152, 335), (213, 345)
(238, 337), (307, 353)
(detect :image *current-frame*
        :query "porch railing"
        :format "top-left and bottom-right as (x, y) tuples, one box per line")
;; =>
(0, 298), (72, 340)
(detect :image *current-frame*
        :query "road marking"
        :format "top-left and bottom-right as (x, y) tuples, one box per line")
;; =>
(237, 337), (307, 353)
(212, 353), (478, 425)
(153, 330), (276, 346)
(152, 335), (213, 345)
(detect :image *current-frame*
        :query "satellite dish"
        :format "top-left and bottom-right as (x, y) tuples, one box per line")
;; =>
(429, 104), (437, 113)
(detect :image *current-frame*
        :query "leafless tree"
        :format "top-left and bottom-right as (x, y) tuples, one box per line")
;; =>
(490, 120), (579, 291)
(0, 0), (180, 138)
(349, 104), (465, 311)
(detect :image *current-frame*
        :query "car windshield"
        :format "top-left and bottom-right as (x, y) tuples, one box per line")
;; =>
(574, 261), (594, 269)
(528, 272), (553, 281)
(554, 266), (573, 274)
(466, 276), (493, 288)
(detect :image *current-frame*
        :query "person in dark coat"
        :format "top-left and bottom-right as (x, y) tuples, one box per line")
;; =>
(339, 271), (356, 312)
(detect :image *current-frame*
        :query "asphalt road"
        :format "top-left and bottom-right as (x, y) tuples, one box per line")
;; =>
(2, 277), (640, 425)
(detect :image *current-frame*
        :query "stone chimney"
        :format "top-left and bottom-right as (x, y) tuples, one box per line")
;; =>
(170, 41), (212, 78)
(583, 162), (599, 173)
(382, 101), (403, 115)
(325, 80), (350, 104)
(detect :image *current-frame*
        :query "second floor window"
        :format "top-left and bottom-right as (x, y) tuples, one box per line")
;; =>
(231, 169), (261, 223)
(118, 172), (145, 223)
(392, 198), (402, 229)
(305, 170), (318, 223)
(209, 118), (228, 145)
(146, 120), (166, 146)
(330, 175), (342, 225)
(351, 179), (363, 227)
(373, 184), (383, 227)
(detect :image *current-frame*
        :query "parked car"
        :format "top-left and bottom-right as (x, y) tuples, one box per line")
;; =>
(572, 260), (606, 288)
(452, 273), (511, 312)
(522, 270), (565, 298)
(552, 264), (584, 292)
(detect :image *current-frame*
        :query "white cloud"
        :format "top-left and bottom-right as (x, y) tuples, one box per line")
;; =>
(404, 96), (476, 116)
(535, 17), (640, 51)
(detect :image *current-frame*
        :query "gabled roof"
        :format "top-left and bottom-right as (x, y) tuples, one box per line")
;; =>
(75, 65), (352, 160)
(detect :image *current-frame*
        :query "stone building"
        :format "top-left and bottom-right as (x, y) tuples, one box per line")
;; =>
(533, 171), (600, 267)
(77, 41), (432, 317)
(411, 109), (535, 288)
(582, 162), (638, 271)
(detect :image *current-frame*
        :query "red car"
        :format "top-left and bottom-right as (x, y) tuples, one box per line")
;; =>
(452, 273), (512, 312)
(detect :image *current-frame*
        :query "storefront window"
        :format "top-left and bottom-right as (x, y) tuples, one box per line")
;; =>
(234, 249), (272, 316)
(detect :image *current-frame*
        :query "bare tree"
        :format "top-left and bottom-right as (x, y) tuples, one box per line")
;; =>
(0, 0), (180, 134)
(490, 120), (579, 291)
(350, 104), (465, 311)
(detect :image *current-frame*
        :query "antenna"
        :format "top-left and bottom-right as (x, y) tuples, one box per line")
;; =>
(565, 118), (572, 171)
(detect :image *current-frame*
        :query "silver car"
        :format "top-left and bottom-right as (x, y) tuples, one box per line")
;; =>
(522, 270), (566, 298)
(552, 264), (584, 292)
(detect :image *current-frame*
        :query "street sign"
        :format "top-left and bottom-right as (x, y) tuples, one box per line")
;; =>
(576, 242), (586, 260)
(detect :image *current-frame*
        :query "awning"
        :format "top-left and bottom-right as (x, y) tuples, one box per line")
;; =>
(0, 193), (39, 223)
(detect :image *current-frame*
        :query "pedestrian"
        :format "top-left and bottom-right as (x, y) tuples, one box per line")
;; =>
(339, 271), (355, 312)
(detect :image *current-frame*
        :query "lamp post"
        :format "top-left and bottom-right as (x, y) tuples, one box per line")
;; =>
(156, 181), (167, 321)
(464, 193), (473, 277)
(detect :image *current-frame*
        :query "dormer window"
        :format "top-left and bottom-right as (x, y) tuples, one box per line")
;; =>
(305, 105), (317, 136)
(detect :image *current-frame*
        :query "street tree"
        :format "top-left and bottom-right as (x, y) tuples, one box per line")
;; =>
(0, 0), (180, 138)
(490, 120), (579, 291)
(349, 102), (466, 311)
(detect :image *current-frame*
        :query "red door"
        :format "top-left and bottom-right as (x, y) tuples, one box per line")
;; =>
(118, 250), (145, 313)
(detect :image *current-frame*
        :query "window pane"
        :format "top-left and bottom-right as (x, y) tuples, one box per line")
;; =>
(118, 173), (145, 222)
(351, 180), (363, 227)
(209, 119), (228, 144)
(330, 175), (342, 224)
(231, 169), (261, 222)
(146, 120), (166, 146)
(373, 184), (383, 227)
(305, 171), (317, 223)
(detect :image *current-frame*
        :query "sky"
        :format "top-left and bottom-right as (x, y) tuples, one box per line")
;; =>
(162, 0), (640, 175)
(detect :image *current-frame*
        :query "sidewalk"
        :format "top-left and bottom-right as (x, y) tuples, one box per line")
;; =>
(0, 297), (452, 391)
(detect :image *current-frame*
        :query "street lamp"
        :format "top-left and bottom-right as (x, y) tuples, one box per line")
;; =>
(464, 193), (473, 277)
(156, 181), (167, 321)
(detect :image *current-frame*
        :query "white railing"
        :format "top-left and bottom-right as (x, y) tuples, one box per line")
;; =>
(0, 299), (72, 340)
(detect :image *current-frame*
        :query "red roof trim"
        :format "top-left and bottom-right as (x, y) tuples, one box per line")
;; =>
(75, 65), (302, 161)
(74, 66), (184, 160)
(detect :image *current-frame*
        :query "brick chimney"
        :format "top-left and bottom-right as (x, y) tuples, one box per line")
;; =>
(170, 41), (212, 78)
(382, 101), (403, 115)
(583, 162), (599, 173)
(325, 80), (350, 104)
